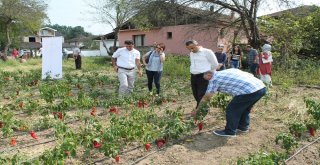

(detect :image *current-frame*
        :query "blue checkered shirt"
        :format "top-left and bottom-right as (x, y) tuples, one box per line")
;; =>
(206, 69), (265, 96)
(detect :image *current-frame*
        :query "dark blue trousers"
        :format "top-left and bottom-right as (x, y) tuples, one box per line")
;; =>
(249, 63), (258, 77)
(225, 87), (267, 135)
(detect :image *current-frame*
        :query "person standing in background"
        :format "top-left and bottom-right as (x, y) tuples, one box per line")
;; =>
(228, 45), (243, 69)
(185, 40), (219, 110)
(246, 45), (259, 76)
(215, 45), (227, 70)
(258, 44), (273, 87)
(11, 48), (19, 59)
(73, 46), (81, 69)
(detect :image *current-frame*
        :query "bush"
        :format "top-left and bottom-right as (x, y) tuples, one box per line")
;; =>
(237, 151), (287, 165)
(163, 55), (190, 79)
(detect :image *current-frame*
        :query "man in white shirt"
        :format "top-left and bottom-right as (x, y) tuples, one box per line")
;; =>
(185, 40), (219, 110)
(112, 40), (142, 96)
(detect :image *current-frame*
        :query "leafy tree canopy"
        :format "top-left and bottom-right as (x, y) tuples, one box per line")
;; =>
(0, 0), (47, 52)
(45, 24), (92, 40)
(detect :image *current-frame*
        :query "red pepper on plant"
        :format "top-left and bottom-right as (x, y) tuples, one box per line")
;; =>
(53, 112), (63, 120)
(138, 100), (147, 108)
(198, 122), (204, 131)
(64, 150), (70, 158)
(91, 106), (96, 116)
(109, 107), (119, 114)
(93, 141), (101, 148)
(58, 112), (63, 120)
(19, 102), (24, 108)
(156, 139), (166, 149)
(115, 155), (120, 163)
(309, 128), (315, 136)
(145, 143), (151, 151)
(10, 138), (17, 146)
(306, 119), (318, 137)
(30, 131), (38, 140)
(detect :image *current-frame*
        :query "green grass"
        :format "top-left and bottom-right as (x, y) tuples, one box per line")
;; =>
(1, 55), (319, 87)
(163, 55), (190, 79)
(273, 59), (320, 86)
(0, 57), (111, 73)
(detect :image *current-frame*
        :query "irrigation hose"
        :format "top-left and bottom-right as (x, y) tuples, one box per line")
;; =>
(285, 136), (320, 163)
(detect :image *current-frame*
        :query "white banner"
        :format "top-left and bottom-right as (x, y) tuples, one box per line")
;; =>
(41, 37), (63, 80)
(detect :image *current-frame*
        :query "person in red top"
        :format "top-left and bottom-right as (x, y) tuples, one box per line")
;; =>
(11, 48), (19, 59)
(258, 44), (273, 87)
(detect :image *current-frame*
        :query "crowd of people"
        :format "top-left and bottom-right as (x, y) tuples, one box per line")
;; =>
(4, 39), (272, 138)
(111, 39), (273, 138)
(0, 48), (40, 62)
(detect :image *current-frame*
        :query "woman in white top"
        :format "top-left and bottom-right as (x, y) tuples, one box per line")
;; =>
(142, 43), (166, 95)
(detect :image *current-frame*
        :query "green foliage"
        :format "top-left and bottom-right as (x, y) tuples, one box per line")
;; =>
(259, 13), (303, 67)
(272, 59), (320, 86)
(210, 93), (231, 112)
(305, 98), (320, 120)
(288, 122), (306, 137)
(237, 151), (287, 165)
(196, 100), (209, 121)
(46, 24), (92, 40)
(0, 110), (15, 137)
(160, 109), (193, 140)
(275, 133), (298, 153)
(298, 7), (320, 58)
(0, 0), (47, 51)
(0, 154), (27, 165)
(305, 119), (319, 130)
(259, 6), (320, 65)
(163, 55), (190, 79)
(130, 1), (205, 30)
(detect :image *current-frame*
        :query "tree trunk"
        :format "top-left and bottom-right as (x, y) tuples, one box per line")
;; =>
(4, 22), (12, 57)
(113, 28), (119, 54)
(280, 43), (289, 68)
(101, 36), (110, 55)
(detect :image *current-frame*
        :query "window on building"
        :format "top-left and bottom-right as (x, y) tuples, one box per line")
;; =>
(29, 37), (36, 42)
(133, 35), (145, 46)
(41, 30), (49, 36)
(167, 32), (172, 39)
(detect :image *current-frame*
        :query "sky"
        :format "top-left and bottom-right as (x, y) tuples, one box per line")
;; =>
(47, 0), (320, 36)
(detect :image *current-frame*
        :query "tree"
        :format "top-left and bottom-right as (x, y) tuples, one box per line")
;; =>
(299, 8), (320, 58)
(187, 0), (275, 48)
(46, 24), (92, 40)
(88, 0), (139, 54)
(0, 0), (47, 55)
(259, 13), (303, 67)
(134, 0), (295, 48)
(259, 5), (320, 66)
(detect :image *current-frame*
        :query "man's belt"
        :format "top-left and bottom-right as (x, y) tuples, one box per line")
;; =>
(118, 66), (135, 70)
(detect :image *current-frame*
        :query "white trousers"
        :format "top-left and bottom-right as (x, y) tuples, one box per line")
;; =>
(260, 74), (272, 86)
(117, 68), (136, 96)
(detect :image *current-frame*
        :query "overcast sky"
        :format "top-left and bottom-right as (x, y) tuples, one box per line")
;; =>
(47, 0), (320, 35)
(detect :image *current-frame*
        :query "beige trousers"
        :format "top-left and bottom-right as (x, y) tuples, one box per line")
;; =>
(117, 68), (136, 96)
